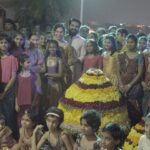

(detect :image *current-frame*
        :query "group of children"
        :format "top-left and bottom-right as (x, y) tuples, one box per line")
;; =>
(0, 106), (126, 150)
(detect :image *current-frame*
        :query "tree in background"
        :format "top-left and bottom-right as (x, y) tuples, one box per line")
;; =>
(7, 0), (72, 29)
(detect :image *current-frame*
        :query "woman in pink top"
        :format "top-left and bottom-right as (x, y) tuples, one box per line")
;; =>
(15, 54), (42, 127)
(0, 33), (18, 136)
(83, 39), (103, 72)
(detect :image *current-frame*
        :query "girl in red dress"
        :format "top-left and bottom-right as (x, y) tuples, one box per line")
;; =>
(15, 54), (42, 126)
(0, 33), (18, 135)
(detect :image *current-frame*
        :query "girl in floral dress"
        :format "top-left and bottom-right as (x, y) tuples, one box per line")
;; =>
(117, 34), (144, 126)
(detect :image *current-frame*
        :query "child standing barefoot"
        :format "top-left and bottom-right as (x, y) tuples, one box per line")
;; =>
(33, 107), (73, 150)
(138, 113), (150, 150)
(101, 123), (125, 150)
(74, 110), (101, 150)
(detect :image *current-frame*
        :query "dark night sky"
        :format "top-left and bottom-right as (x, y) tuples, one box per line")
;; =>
(69, 0), (150, 26)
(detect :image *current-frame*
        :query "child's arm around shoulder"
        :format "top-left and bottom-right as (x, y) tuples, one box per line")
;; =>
(36, 131), (49, 150)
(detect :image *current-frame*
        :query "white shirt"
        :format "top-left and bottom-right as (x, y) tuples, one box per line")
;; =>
(67, 34), (86, 62)
(138, 134), (150, 150)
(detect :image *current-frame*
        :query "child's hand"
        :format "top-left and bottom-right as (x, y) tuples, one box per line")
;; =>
(0, 127), (7, 138)
(33, 125), (43, 135)
(15, 103), (20, 112)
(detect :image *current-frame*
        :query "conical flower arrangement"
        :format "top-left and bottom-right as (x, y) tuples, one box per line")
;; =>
(58, 69), (129, 132)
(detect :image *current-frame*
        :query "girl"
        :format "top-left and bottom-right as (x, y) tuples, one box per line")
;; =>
(13, 108), (42, 150)
(28, 34), (44, 73)
(87, 32), (99, 44)
(15, 54), (42, 126)
(39, 33), (47, 57)
(102, 34), (119, 87)
(101, 123), (125, 150)
(74, 109), (101, 150)
(0, 114), (16, 149)
(11, 32), (26, 58)
(137, 36), (147, 53)
(41, 40), (63, 108)
(117, 34), (144, 126)
(83, 39), (103, 72)
(27, 34), (44, 111)
(33, 106), (73, 150)
(138, 113), (150, 150)
(0, 33), (18, 135)
(87, 32), (103, 55)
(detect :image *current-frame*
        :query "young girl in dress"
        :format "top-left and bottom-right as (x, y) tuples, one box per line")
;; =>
(117, 34), (144, 126)
(15, 54), (42, 126)
(138, 113), (150, 150)
(101, 123), (125, 150)
(28, 34), (44, 111)
(41, 40), (63, 108)
(33, 106), (73, 150)
(12, 108), (42, 150)
(0, 114), (16, 149)
(74, 109), (101, 150)
(28, 34), (44, 73)
(102, 34), (119, 88)
(0, 33), (18, 135)
(83, 39), (103, 72)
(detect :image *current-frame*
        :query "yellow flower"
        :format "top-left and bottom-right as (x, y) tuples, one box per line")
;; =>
(123, 122), (144, 150)
(135, 123), (144, 130)
(79, 73), (109, 85)
(58, 103), (128, 129)
(123, 141), (137, 150)
(65, 84), (120, 103)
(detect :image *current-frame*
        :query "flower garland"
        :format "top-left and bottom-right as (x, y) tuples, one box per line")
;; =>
(76, 80), (112, 89)
(65, 84), (120, 103)
(60, 97), (124, 110)
(59, 102), (129, 128)
(122, 120), (144, 150)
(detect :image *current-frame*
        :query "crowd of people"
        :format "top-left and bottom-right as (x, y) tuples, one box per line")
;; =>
(0, 17), (150, 149)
